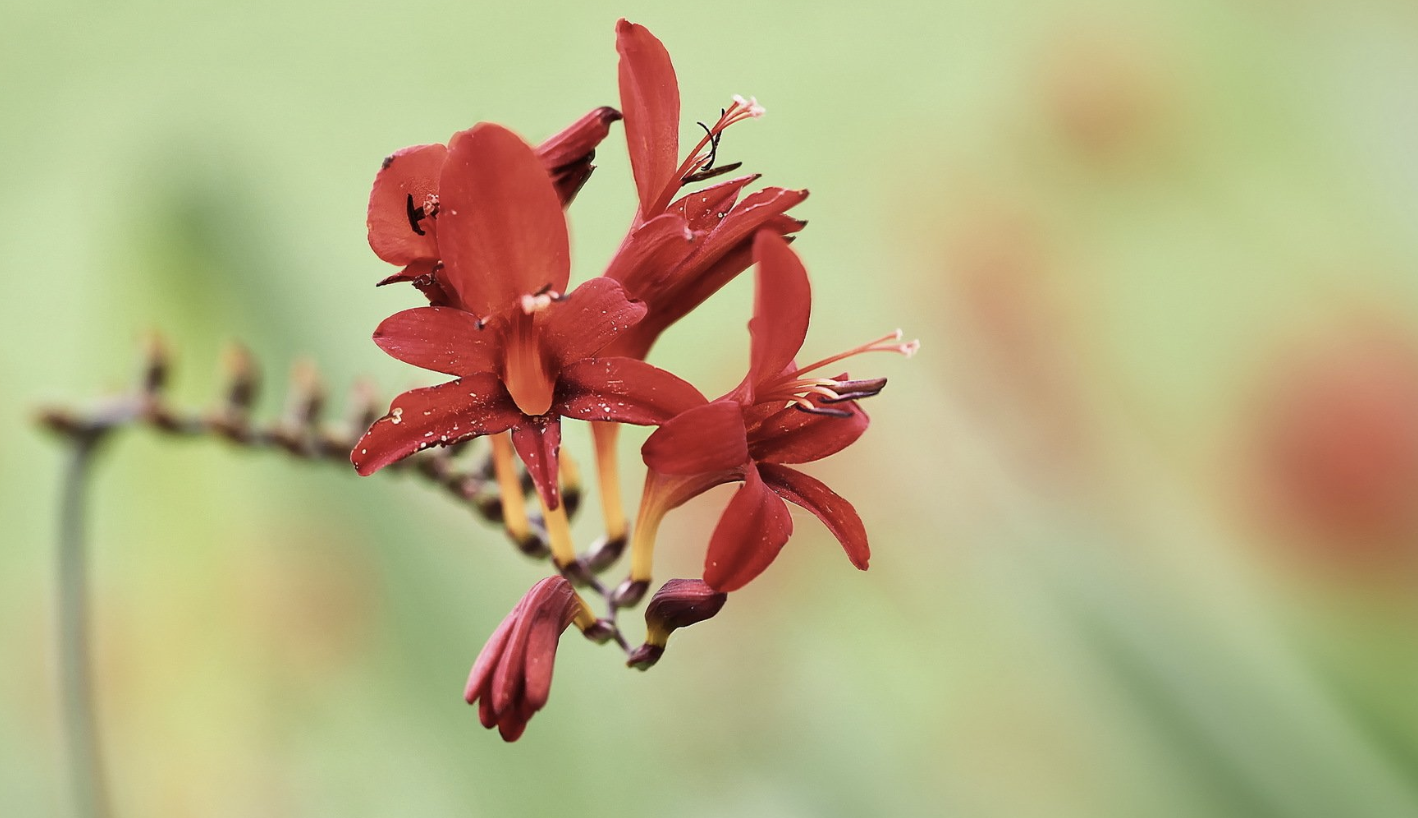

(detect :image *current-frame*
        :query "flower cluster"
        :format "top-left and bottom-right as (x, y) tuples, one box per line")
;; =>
(353, 20), (915, 741)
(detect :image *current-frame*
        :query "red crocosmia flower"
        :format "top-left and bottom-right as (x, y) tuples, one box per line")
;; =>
(464, 576), (585, 742)
(351, 123), (705, 510)
(368, 106), (622, 307)
(632, 231), (918, 592)
(599, 20), (809, 361)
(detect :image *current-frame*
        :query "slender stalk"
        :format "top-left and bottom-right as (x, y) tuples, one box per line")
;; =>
(57, 432), (111, 818)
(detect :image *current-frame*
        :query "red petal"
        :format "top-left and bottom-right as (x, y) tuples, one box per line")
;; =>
(759, 463), (869, 570)
(521, 581), (578, 710)
(537, 106), (622, 206)
(368, 144), (446, 266)
(748, 230), (812, 389)
(465, 604), (520, 703)
(536, 106), (622, 169)
(512, 418), (563, 510)
(703, 466), (794, 592)
(439, 124), (570, 316)
(681, 187), (809, 288)
(669, 174), (757, 232)
(373, 307), (501, 377)
(748, 401), (870, 465)
(558, 357), (706, 426)
(350, 375), (520, 475)
(616, 19), (680, 217)
(535, 278), (647, 368)
(641, 400), (749, 475)
(612, 187), (809, 359)
(602, 212), (694, 296)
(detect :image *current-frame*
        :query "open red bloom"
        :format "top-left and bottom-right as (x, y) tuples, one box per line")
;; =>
(464, 576), (582, 742)
(352, 123), (705, 509)
(598, 20), (809, 360)
(368, 106), (622, 306)
(636, 231), (916, 592)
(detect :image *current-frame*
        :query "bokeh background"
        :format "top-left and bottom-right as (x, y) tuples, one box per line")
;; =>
(7, 0), (1418, 815)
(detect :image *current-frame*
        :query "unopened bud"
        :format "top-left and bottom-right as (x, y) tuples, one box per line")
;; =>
(221, 344), (260, 414)
(580, 618), (617, 644)
(642, 579), (727, 648)
(583, 533), (627, 573)
(611, 578), (649, 609)
(139, 332), (170, 396)
(284, 360), (325, 431)
(626, 643), (664, 670)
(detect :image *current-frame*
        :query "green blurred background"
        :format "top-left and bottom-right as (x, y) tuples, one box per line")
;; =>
(8, 0), (1418, 815)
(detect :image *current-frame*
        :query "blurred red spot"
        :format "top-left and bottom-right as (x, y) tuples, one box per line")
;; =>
(1260, 330), (1418, 556)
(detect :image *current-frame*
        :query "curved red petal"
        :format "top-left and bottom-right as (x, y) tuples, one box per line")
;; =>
(535, 278), (647, 368)
(759, 463), (869, 570)
(703, 466), (794, 593)
(373, 307), (501, 378)
(350, 375), (519, 475)
(537, 106), (622, 206)
(439, 123), (570, 316)
(511, 418), (563, 510)
(748, 230), (812, 389)
(616, 19), (680, 217)
(641, 400), (749, 475)
(602, 212), (694, 296)
(669, 173), (757, 232)
(368, 143), (446, 266)
(557, 357), (706, 426)
(749, 401), (870, 465)
(521, 581), (578, 710)
(465, 605), (520, 703)
(612, 187), (809, 360)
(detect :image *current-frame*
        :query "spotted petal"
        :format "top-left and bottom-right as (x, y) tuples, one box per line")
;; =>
(351, 374), (519, 476)
(373, 307), (501, 378)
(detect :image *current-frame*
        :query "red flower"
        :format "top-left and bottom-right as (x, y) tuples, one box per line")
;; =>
(633, 231), (916, 592)
(464, 576), (585, 742)
(351, 123), (704, 510)
(598, 20), (809, 360)
(368, 106), (622, 307)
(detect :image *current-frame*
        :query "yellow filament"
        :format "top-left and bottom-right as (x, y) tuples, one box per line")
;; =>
(628, 472), (670, 582)
(539, 494), (577, 568)
(591, 422), (627, 540)
(559, 448), (583, 499)
(490, 433), (530, 542)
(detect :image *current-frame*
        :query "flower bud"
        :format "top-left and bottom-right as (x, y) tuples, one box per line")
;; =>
(628, 579), (727, 670)
(465, 576), (582, 741)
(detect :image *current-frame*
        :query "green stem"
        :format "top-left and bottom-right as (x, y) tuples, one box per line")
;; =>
(57, 433), (111, 818)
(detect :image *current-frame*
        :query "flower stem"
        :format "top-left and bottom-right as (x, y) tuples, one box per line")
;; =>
(57, 432), (112, 818)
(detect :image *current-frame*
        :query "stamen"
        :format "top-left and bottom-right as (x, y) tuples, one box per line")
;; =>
(731, 94), (766, 118)
(652, 94), (767, 212)
(519, 290), (561, 314)
(791, 401), (855, 418)
(793, 330), (920, 378)
(405, 194), (428, 236)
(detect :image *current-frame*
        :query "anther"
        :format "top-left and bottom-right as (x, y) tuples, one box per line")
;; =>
(792, 402), (855, 418)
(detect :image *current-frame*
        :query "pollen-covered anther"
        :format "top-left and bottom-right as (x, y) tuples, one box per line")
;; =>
(818, 377), (889, 403)
(730, 94), (766, 118)
(518, 290), (562, 314)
